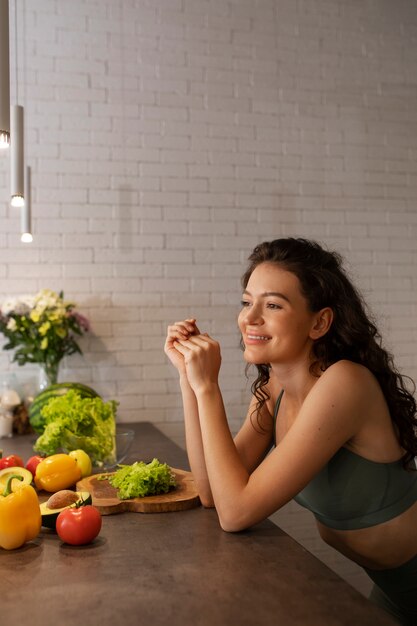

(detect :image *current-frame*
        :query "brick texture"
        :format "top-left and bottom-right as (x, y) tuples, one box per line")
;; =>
(1, 0), (416, 597)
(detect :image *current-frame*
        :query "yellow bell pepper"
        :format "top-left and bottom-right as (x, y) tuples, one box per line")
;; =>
(0, 474), (41, 550)
(35, 454), (82, 492)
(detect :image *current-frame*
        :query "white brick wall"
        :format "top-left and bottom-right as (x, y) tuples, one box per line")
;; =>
(1, 0), (417, 597)
(3, 0), (416, 416)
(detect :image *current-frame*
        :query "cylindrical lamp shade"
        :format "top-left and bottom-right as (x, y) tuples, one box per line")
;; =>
(21, 166), (32, 243)
(0, 0), (10, 148)
(10, 104), (24, 206)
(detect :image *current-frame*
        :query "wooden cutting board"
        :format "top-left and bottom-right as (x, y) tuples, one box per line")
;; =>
(76, 468), (200, 515)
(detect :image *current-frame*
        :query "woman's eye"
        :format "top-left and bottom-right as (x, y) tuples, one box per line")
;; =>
(240, 300), (251, 307)
(267, 303), (282, 310)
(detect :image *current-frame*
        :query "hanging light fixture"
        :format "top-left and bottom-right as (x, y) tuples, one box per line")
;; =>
(10, 0), (24, 206)
(21, 165), (32, 243)
(0, 0), (10, 149)
(10, 103), (24, 206)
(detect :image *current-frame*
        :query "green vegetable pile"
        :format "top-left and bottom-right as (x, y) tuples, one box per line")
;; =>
(33, 390), (118, 466)
(107, 458), (176, 499)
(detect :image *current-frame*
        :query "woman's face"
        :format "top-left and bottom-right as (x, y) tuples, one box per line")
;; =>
(238, 262), (322, 367)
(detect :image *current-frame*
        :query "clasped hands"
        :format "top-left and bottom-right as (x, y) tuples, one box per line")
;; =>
(164, 318), (221, 394)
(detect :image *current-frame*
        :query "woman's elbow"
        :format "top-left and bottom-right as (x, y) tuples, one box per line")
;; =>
(219, 520), (241, 533)
(194, 478), (215, 508)
(200, 495), (215, 508)
(218, 511), (249, 533)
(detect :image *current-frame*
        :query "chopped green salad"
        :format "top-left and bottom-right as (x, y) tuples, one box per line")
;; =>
(104, 458), (176, 499)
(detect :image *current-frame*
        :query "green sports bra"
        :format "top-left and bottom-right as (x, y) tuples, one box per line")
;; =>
(273, 392), (417, 530)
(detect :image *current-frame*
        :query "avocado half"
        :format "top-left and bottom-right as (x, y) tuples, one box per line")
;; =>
(40, 491), (92, 529)
(0, 466), (33, 492)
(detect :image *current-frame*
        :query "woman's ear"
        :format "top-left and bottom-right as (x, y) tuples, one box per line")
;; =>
(309, 307), (333, 340)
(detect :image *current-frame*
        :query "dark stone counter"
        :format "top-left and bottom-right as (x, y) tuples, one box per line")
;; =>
(0, 423), (396, 625)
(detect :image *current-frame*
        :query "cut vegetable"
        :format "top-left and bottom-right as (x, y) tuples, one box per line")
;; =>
(0, 466), (33, 492)
(107, 458), (176, 500)
(40, 490), (92, 529)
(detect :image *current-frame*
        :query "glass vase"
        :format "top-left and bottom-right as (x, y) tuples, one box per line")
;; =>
(38, 362), (60, 391)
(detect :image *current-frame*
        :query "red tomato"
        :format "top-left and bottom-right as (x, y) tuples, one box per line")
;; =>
(0, 454), (24, 470)
(56, 505), (102, 546)
(25, 455), (44, 478)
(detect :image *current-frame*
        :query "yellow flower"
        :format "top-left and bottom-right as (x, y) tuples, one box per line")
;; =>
(0, 288), (89, 369)
(30, 310), (41, 323)
(55, 326), (67, 339)
(39, 321), (51, 336)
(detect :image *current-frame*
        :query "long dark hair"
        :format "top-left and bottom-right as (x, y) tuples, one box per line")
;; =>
(242, 238), (417, 468)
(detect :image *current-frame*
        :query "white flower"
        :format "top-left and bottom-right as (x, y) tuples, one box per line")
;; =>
(1, 294), (35, 316)
(1, 298), (18, 315)
(34, 289), (63, 312)
(6, 318), (17, 331)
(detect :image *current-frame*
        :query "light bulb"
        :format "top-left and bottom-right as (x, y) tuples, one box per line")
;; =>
(0, 131), (9, 148)
(11, 194), (24, 207)
(21, 232), (33, 243)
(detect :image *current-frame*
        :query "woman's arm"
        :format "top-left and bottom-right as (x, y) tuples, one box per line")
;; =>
(180, 374), (215, 507)
(165, 320), (273, 507)
(165, 319), (214, 507)
(174, 334), (365, 532)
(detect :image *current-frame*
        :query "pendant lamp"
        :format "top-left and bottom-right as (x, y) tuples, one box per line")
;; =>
(21, 165), (32, 243)
(10, 0), (25, 207)
(10, 103), (24, 206)
(0, 0), (10, 149)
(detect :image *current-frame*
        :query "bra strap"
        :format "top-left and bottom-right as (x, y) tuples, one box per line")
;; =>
(272, 389), (284, 446)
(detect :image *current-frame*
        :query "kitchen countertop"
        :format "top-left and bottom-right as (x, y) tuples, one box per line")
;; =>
(0, 423), (396, 626)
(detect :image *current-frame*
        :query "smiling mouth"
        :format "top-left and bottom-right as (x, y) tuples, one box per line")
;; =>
(246, 334), (271, 341)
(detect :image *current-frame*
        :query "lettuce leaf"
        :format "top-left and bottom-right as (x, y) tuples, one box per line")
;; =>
(33, 390), (118, 465)
(108, 458), (176, 499)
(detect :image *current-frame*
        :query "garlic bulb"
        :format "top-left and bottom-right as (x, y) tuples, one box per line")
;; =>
(1, 385), (21, 410)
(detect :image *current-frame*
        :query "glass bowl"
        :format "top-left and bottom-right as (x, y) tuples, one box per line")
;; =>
(60, 426), (135, 470)
(112, 428), (135, 467)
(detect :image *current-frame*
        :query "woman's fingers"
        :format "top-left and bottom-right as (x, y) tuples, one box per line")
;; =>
(172, 341), (189, 355)
(185, 318), (201, 334)
(165, 326), (191, 348)
(173, 334), (219, 360)
(176, 334), (217, 350)
(172, 332), (221, 393)
(167, 319), (199, 340)
(172, 337), (204, 358)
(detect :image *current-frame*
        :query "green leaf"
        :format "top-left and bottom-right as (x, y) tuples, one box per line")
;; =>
(108, 459), (176, 499)
(33, 391), (118, 465)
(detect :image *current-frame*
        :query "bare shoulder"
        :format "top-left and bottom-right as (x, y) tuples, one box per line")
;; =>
(317, 360), (380, 397)
(286, 360), (380, 452)
(303, 360), (385, 434)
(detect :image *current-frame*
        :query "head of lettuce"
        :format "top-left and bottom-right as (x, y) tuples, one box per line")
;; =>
(34, 391), (118, 468)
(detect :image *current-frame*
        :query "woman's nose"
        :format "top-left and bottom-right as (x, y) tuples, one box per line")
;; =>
(244, 305), (263, 325)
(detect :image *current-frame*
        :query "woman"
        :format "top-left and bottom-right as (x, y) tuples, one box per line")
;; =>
(164, 238), (417, 625)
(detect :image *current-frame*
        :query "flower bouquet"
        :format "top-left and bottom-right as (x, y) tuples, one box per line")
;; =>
(0, 289), (90, 386)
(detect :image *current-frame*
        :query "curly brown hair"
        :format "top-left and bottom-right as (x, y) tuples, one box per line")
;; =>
(242, 237), (417, 469)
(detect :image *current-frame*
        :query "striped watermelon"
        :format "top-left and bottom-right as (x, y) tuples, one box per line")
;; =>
(29, 382), (100, 434)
